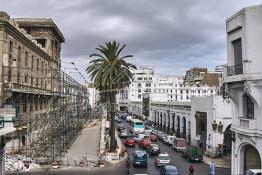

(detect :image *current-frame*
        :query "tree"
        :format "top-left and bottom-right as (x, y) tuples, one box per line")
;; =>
(86, 41), (136, 151)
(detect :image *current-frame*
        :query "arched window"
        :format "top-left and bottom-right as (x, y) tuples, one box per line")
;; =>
(243, 94), (254, 119)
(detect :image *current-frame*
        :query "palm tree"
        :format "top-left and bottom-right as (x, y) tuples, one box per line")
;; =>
(86, 41), (136, 151)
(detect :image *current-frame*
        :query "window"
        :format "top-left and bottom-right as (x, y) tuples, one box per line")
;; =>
(198, 90), (200, 94)
(18, 46), (21, 62)
(186, 90), (189, 94)
(171, 95), (173, 99)
(211, 90), (213, 93)
(171, 90), (172, 93)
(243, 94), (254, 119)
(180, 90), (183, 94)
(138, 83), (141, 87)
(138, 89), (141, 93)
(31, 56), (34, 69)
(137, 77), (142, 80)
(138, 94), (141, 99)
(144, 78), (147, 80)
(9, 41), (13, 62)
(203, 90), (206, 93)
(149, 77), (152, 80)
(25, 52), (28, 67)
(232, 38), (243, 74)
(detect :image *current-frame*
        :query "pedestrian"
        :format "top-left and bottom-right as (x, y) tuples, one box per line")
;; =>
(189, 165), (194, 175)
(210, 160), (215, 175)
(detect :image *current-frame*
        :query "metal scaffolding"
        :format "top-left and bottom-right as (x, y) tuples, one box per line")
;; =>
(1, 66), (90, 163)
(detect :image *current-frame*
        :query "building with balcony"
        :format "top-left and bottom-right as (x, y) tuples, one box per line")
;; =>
(222, 5), (262, 174)
(0, 12), (90, 172)
(191, 95), (232, 158)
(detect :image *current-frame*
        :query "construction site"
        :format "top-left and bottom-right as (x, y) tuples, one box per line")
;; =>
(0, 11), (93, 173)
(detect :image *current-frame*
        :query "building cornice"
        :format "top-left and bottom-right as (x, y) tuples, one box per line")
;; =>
(0, 20), (57, 63)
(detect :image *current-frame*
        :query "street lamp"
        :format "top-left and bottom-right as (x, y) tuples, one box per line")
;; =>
(212, 120), (223, 133)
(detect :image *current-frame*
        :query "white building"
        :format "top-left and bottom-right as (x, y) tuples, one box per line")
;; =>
(88, 87), (99, 110)
(151, 76), (217, 103)
(222, 5), (262, 174)
(191, 95), (232, 157)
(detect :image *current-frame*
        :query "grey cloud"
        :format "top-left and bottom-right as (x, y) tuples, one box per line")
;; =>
(1, 0), (262, 81)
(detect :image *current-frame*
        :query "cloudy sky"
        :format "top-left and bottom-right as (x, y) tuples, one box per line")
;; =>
(1, 0), (261, 81)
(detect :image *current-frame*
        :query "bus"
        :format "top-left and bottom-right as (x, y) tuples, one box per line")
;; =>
(130, 119), (145, 133)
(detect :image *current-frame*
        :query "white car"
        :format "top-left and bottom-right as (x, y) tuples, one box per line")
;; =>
(245, 169), (262, 175)
(163, 135), (175, 145)
(126, 115), (133, 122)
(155, 153), (171, 167)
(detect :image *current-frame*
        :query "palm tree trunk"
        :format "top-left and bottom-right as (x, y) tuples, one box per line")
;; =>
(109, 92), (116, 152)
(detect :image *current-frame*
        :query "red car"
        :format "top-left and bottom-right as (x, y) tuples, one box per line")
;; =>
(124, 137), (135, 147)
(139, 138), (152, 149)
(150, 134), (157, 142)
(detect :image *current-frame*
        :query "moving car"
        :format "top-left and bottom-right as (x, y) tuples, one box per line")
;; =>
(119, 130), (129, 138)
(163, 135), (175, 146)
(130, 119), (145, 133)
(160, 165), (180, 175)
(124, 137), (135, 147)
(245, 169), (262, 175)
(182, 146), (203, 162)
(150, 134), (157, 142)
(134, 134), (149, 143)
(159, 134), (168, 141)
(172, 138), (186, 152)
(126, 115), (133, 122)
(116, 118), (122, 123)
(146, 143), (160, 156)
(132, 150), (148, 167)
(155, 153), (171, 168)
(117, 124), (125, 131)
(139, 138), (152, 149)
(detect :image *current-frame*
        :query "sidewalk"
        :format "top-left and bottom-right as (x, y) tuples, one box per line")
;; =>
(203, 154), (231, 168)
(64, 120), (101, 166)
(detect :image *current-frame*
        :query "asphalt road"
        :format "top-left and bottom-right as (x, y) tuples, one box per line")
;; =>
(9, 121), (231, 175)
(119, 121), (231, 175)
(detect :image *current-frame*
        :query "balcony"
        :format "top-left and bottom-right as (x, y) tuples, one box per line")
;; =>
(238, 117), (257, 130)
(227, 64), (243, 76)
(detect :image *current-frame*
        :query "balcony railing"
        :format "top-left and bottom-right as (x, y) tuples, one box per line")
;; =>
(227, 64), (243, 76)
(238, 117), (257, 130)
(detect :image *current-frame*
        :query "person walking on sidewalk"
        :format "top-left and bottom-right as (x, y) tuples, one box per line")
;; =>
(210, 160), (215, 175)
(188, 165), (194, 175)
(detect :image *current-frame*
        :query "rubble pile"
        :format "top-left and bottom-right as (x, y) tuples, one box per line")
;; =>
(5, 154), (40, 172)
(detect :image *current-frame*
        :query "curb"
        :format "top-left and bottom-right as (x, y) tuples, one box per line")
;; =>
(202, 156), (231, 169)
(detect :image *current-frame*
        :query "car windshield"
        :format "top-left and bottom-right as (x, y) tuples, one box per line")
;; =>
(245, 170), (256, 175)
(159, 155), (169, 160)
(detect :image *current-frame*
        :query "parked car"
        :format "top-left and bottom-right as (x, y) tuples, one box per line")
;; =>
(160, 165), (180, 175)
(150, 134), (157, 142)
(146, 143), (160, 156)
(124, 137), (135, 147)
(119, 130), (129, 138)
(163, 135), (175, 146)
(172, 138), (186, 152)
(245, 169), (262, 175)
(182, 146), (203, 162)
(132, 150), (148, 167)
(139, 138), (152, 149)
(155, 153), (171, 168)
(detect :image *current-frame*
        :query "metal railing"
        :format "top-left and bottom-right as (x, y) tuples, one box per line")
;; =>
(227, 64), (243, 76)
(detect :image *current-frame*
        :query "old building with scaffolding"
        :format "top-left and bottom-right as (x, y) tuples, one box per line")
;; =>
(0, 11), (90, 172)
